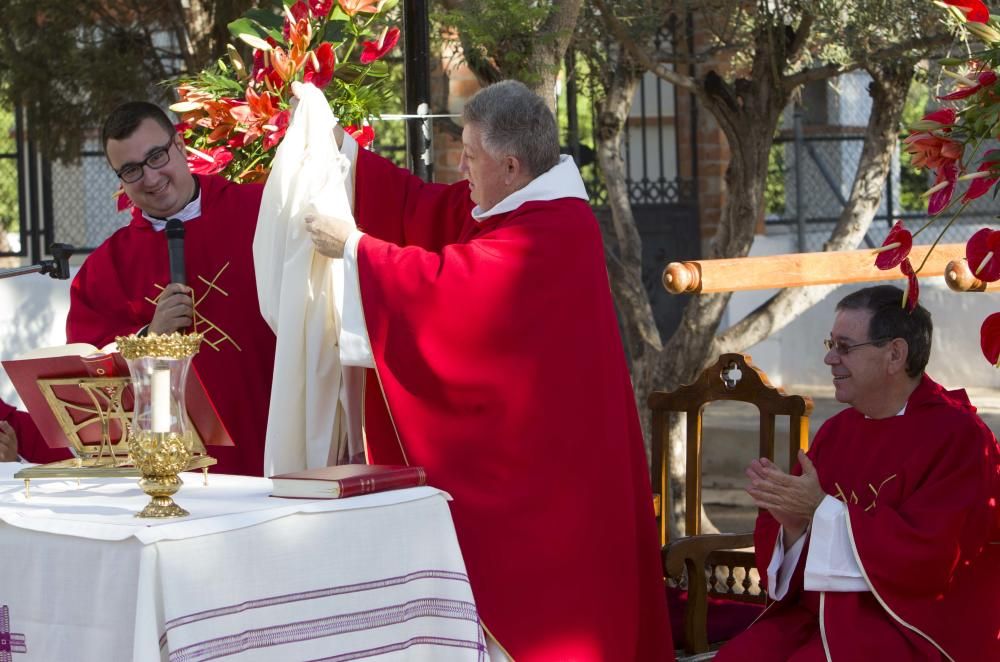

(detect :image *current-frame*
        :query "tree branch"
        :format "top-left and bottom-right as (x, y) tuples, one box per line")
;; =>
(593, 0), (700, 96)
(783, 33), (952, 90)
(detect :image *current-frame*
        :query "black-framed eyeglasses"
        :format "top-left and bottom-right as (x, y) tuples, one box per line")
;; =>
(114, 137), (177, 184)
(823, 336), (892, 356)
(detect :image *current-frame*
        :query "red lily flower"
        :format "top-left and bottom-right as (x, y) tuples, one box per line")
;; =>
(263, 110), (291, 151)
(251, 38), (283, 89)
(962, 149), (1000, 202)
(338, 0), (379, 16)
(966, 228), (1000, 282)
(874, 220), (913, 270)
(309, 0), (333, 16)
(941, 0), (990, 23)
(980, 312), (1000, 365)
(360, 27), (400, 64)
(304, 43), (336, 88)
(345, 124), (375, 148)
(927, 161), (959, 216)
(186, 146), (234, 176)
(899, 259), (919, 312)
(283, 2), (310, 42)
(903, 131), (963, 171)
(938, 70), (998, 100)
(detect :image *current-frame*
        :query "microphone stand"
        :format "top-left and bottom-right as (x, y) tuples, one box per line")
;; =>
(0, 243), (75, 280)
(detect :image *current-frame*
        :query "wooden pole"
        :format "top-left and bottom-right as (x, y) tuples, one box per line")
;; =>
(662, 244), (967, 294)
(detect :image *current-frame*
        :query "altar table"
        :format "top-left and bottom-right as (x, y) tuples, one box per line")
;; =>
(0, 464), (488, 661)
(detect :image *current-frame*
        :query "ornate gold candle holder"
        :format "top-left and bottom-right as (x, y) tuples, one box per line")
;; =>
(116, 332), (203, 519)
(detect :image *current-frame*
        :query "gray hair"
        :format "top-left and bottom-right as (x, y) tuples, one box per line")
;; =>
(462, 80), (560, 178)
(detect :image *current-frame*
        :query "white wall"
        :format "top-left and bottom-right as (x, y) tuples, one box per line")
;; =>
(0, 265), (76, 408)
(729, 232), (1000, 391)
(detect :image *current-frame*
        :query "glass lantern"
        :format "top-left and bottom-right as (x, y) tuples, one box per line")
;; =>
(116, 332), (203, 518)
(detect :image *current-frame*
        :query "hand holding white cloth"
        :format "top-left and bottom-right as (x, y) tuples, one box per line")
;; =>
(254, 82), (356, 474)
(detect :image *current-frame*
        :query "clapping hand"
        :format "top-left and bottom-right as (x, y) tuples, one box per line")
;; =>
(746, 450), (826, 546)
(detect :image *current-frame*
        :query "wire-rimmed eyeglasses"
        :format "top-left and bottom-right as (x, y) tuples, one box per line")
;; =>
(823, 336), (892, 356)
(114, 137), (177, 184)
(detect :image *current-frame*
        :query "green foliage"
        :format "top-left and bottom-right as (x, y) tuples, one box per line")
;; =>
(434, 0), (558, 86)
(766, 143), (787, 216)
(0, 105), (18, 234)
(172, 0), (402, 182)
(0, 1), (256, 163)
(898, 78), (930, 211)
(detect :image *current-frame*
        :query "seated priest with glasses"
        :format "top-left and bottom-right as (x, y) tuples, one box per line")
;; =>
(65, 101), (276, 476)
(716, 285), (1000, 661)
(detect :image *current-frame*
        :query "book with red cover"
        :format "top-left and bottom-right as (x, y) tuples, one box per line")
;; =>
(1, 343), (233, 456)
(270, 464), (427, 499)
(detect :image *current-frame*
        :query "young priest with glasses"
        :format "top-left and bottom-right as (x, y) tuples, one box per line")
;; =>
(65, 102), (276, 477)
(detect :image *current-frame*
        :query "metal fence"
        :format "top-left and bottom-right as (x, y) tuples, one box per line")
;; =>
(767, 109), (995, 252)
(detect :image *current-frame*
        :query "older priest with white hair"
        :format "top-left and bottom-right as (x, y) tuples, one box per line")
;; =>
(303, 79), (674, 661)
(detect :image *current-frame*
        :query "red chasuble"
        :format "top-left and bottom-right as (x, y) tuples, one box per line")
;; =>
(352, 150), (673, 661)
(745, 376), (1000, 661)
(66, 175), (276, 476)
(0, 398), (73, 464)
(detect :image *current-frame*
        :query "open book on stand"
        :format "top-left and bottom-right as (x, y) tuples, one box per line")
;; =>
(2, 342), (232, 475)
(270, 464), (427, 499)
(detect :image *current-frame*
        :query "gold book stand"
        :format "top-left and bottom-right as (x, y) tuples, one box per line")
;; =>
(14, 375), (216, 493)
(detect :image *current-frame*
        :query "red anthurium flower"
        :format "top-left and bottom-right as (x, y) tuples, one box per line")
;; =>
(874, 220), (913, 270)
(186, 146), (234, 176)
(927, 161), (959, 216)
(309, 0), (334, 16)
(304, 43), (336, 88)
(338, 0), (379, 16)
(942, 0), (990, 23)
(114, 187), (133, 213)
(962, 149), (1000, 202)
(899, 259), (920, 312)
(966, 228), (1000, 282)
(980, 312), (1000, 365)
(345, 124), (375, 148)
(360, 27), (400, 64)
(262, 110), (291, 151)
(938, 70), (998, 100)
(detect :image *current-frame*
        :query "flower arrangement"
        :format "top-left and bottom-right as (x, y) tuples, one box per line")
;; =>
(875, 0), (1000, 364)
(168, 0), (399, 184)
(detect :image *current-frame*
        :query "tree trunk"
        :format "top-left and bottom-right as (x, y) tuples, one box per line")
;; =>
(711, 61), (916, 354)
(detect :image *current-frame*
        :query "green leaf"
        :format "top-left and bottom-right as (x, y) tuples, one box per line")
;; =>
(367, 60), (390, 78)
(244, 8), (285, 32)
(322, 22), (348, 43)
(377, 0), (400, 15)
(228, 18), (265, 41)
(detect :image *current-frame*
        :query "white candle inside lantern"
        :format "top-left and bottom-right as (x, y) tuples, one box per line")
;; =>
(151, 366), (172, 433)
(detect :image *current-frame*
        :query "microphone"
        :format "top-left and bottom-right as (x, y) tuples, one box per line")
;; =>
(165, 219), (186, 285)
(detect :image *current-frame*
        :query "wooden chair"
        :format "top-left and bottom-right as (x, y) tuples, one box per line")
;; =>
(648, 353), (813, 658)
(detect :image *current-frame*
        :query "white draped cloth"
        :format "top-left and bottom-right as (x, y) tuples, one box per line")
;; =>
(254, 83), (362, 475)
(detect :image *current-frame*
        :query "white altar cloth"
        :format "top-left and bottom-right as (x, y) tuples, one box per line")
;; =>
(0, 464), (488, 661)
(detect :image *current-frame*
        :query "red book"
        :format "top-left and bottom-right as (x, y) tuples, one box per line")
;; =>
(270, 464), (427, 499)
(1, 342), (233, 456)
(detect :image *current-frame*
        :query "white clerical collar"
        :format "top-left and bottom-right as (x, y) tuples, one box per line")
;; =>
(471, 155), (589, 221)
(143, 191), (203, 231)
